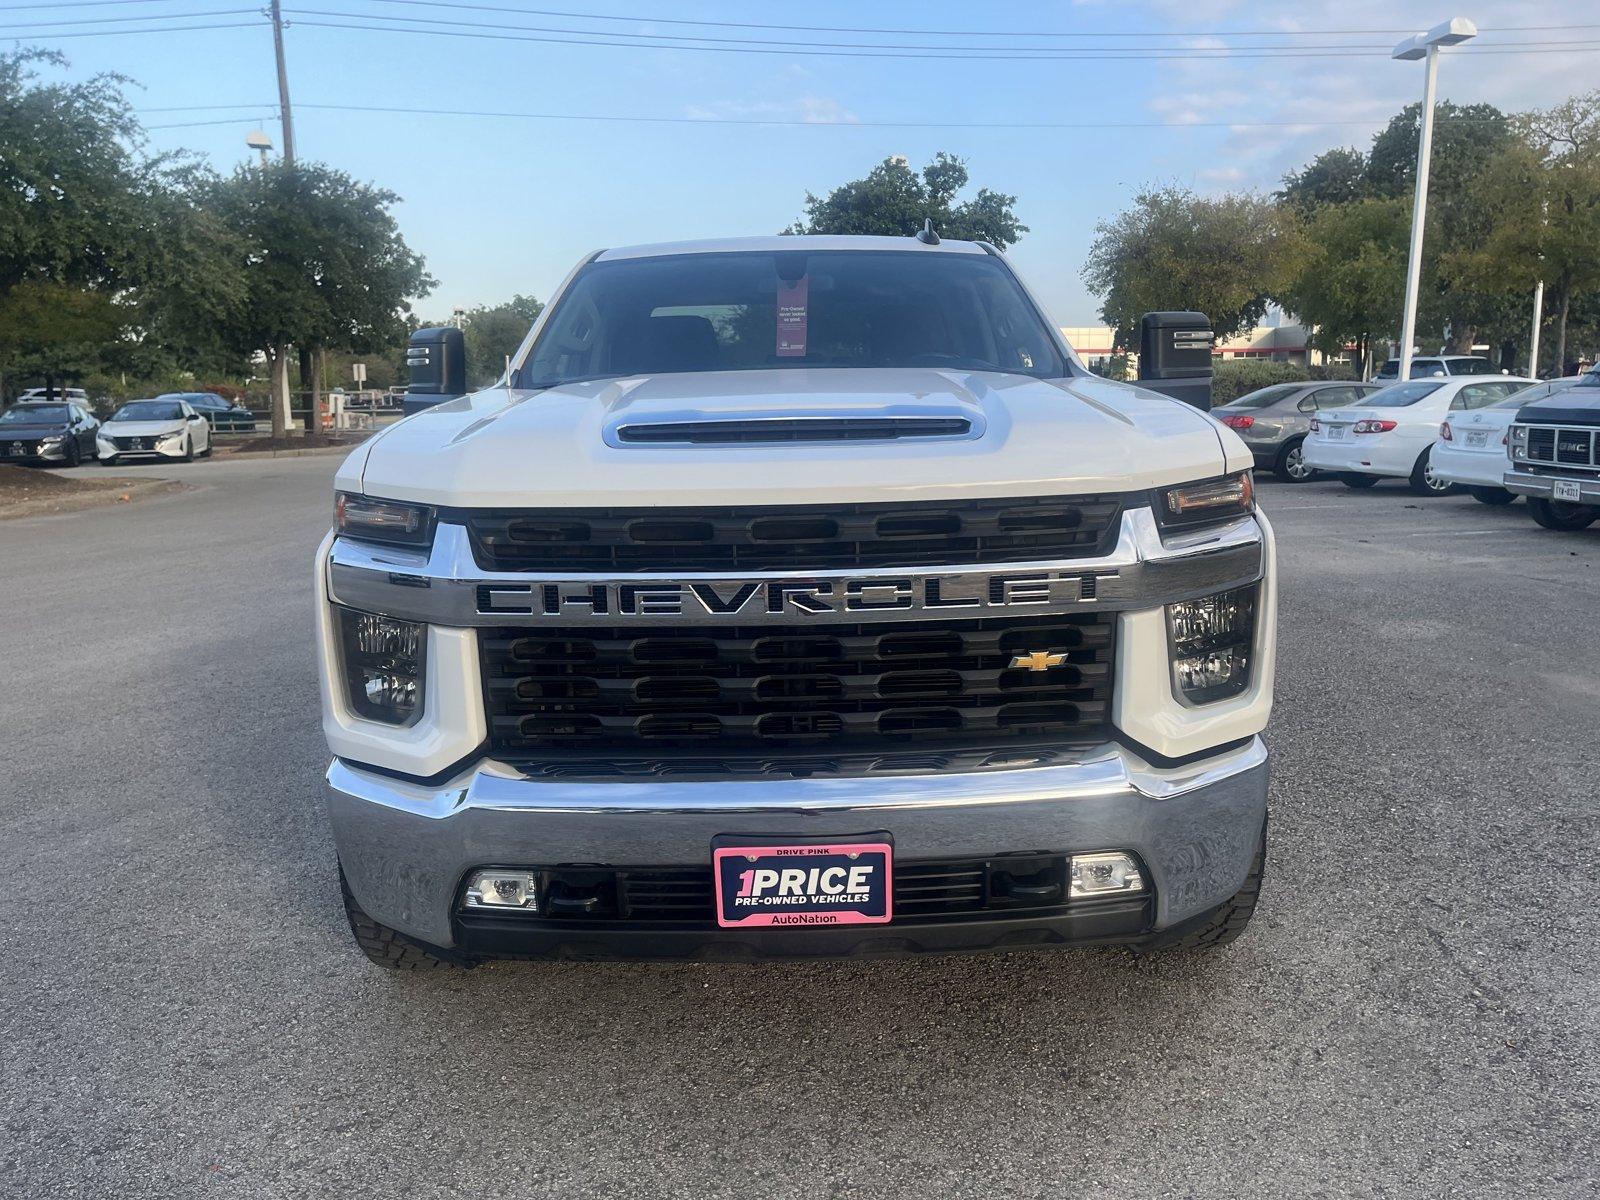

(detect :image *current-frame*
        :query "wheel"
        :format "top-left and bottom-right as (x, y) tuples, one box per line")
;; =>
(1409, 446), (1457, 496)
(1340, 472), (1380, 489)
(182, 437), (194, 463)
(200, 432), (214, 458)
(64, 439), (81, 468)
(1527, 497), (1598, 532)
(1273, 438), (1312, 483)
(340, 869), (462, 970)
(1158, 825), (1265, 952)
(1468, 486), (1516, 506)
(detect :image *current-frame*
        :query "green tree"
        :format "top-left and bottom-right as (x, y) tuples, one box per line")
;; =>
(1278, 197), (1410, 374)
(0, 49), (246, 397)
(462, 294), (543, 387)
(1082, 186), (1303, 345)
(208, 162), (433, 437)
(1367, 101), (1514, 351)
(1278, 147), (1370, 215)
(787, 153), (1028, 248)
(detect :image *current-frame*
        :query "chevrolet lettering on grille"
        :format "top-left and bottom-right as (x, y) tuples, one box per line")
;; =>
(478, 570), (1122, 620)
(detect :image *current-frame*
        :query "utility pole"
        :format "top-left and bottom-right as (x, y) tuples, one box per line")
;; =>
(270, 0), (296, 167)
(1529, 281), (1544, 378)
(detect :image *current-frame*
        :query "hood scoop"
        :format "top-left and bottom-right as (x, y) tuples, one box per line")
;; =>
(607, 402), (984, 448)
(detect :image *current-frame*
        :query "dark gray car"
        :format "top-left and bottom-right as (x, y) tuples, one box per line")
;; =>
(1214, 381), (1382, 481)
(0, 401), (100, 467)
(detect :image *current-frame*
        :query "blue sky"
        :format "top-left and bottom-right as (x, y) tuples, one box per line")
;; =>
(24, 0), (1595, 323)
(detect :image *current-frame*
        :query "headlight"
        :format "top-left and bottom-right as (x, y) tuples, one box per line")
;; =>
(158, 429), (185, 443)
(39, 435), (65, 448)
(337, 608), (426, 725)
(336, 492), (435, 548)
(1509, 425), (1528, 455)
(1167, 585), (1256, 704)
(1156, 472), (1254, 531)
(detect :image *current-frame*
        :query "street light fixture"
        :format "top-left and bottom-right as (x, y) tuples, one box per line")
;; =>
(1391, 17), (1476, 382)
(245, 129), (274, 168)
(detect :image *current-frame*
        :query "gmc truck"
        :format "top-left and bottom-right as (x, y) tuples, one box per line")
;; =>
(316, 235), (1277, 967)
(1506, 369), (1600, 531)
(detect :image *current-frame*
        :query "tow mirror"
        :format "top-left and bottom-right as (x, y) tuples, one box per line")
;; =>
(1137, 312), (1214, 411)
(405, 326), (468, 416)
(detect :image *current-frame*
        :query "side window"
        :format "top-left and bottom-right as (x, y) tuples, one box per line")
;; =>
(1411, 359), (1443, 378)
(1315, 387), (1355, 407)
(1457, 383), (1499, 410)
(1449, 386), (1474, 410)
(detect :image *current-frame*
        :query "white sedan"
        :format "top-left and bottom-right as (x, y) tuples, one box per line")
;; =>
(1432, 378), (1582, 505)
(1303, 375), (1534, 495)
(97, 398), (213, 464)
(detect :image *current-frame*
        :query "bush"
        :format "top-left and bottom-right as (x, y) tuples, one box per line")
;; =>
(1211, 358), (1357, 405)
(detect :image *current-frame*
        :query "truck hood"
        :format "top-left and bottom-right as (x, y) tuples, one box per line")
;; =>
(348, 368), (1244, 507)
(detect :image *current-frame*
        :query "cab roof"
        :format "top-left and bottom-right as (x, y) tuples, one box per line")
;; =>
(594, 234), (992, 262)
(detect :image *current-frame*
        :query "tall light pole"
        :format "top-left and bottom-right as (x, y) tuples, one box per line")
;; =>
(1391, 17), (1476, 382)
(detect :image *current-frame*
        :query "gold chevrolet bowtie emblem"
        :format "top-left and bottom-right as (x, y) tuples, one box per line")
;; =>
(1009, 649), (1068, 672)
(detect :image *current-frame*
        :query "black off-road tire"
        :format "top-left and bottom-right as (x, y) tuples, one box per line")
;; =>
(1527, 497), (1598, 532)
(1340, 472), (1380, 489)
(1468, 486), (1515, 506)
(1160, 827), (1266, 952)
(341, 870), (463, 970)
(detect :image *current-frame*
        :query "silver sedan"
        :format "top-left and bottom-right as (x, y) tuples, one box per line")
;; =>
(1214, 381), (1382, 481)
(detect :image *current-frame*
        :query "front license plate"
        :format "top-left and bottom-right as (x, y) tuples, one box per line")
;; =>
(1466, 430), (1489, 448)
(713, 840), (893, 928)
(1554, 479), (1583, 502)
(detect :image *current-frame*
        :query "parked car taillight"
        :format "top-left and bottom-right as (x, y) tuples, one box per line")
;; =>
(1219, 414), (1254, 430)
(1309, 418), (1321, 432)
(1353, 419), (1398, 434)
(1440, 422), (1453, 441)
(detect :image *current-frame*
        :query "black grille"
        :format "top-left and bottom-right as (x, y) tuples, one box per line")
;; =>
(459, 494), (1124, 572)
(1523, 425), (1598, 472)
(482, 614), (1114, 759)
(0, 440), (39, 455)
(112, 436), (155, 451)
(493, 855), (1088, 925)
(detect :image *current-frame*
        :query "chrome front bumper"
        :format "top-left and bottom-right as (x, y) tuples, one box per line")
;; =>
(327, 735), (1269, 953)
(1505, 467), (1600, 503)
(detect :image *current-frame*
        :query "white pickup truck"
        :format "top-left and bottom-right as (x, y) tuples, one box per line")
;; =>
(316, 234), (1276, 967)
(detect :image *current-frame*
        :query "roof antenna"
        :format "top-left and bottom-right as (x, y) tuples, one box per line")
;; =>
(915, 218), (941, 245)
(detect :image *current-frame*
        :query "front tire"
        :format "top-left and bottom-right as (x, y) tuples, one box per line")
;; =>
(1528, 497), (1598, 532)
(182, 437), (194, 463)
(341, 870), (462, 970)
(64, 440), (81, 468)
(1468, 486), (1516, 506)
(1409, 446), (1457, 496)
(1274, 438), (1312, 483)
(1340, 472), (1380, 489)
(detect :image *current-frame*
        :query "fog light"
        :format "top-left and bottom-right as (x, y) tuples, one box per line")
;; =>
(1167, 585), (1256, 704)
(1069, 852), (1144, 898)
(464, 870), (540, 911)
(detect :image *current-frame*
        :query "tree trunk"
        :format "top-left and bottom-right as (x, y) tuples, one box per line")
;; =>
(307, 346), (324, 440)
(268, 344), (291, 439)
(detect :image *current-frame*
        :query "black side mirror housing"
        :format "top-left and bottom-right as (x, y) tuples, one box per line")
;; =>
(405, 327), (468, 416)
(1137, 311), (1214, 411)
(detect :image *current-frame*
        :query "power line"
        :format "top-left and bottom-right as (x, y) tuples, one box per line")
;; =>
(9, 0), (1590, 41)
(13, 19), (261, 37)
(126, 99), (1539, 132)
(0, 8), (255, 28)
(283, 18), (1600, 61)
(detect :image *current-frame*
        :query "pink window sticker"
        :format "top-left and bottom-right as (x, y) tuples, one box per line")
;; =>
(775, 274), (808, 357)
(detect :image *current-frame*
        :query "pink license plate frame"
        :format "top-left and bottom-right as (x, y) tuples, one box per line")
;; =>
(712, 841), (894, 929)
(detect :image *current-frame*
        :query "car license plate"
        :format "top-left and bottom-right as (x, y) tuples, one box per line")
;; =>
(713, 838), (893, 928)
(1554, 479), (1583, 502)
(1466, 430), (1489, 448)
(1327, 426), (1347, 441)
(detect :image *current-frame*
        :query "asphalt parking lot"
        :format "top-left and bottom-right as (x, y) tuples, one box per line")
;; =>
(2, 455), (1596, 1199)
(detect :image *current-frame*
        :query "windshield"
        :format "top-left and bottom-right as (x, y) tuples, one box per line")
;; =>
(112, 401), (183, 422)
(1, 404), (68, 424)
(1449, 358), (1496, 375)
(1222, 384), (1303, 410)
(1357, 381), (1444, 408)
(517, 250), (1067, 387)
